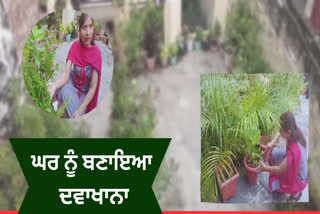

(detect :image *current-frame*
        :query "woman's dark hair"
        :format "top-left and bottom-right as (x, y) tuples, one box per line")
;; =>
(280, 111), (306, 147)
(78, 13), (95, 46)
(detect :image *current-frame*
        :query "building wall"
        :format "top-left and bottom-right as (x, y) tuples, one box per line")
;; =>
(213, 0), (233, 37)
(62, 9), (76, 26)
(199, 0), (215, 27)
(164, 0), (181, 45)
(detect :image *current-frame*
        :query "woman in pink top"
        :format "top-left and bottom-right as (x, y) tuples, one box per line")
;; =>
(47, 13), (102, 118)
(258, 111), (308, 202)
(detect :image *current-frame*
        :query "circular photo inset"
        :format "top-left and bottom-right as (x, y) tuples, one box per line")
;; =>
(22, 9), (113, 118)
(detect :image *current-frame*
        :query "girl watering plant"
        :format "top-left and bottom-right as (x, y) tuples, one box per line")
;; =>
(47, 13), (102, 118)
(257, 111), (308, 202)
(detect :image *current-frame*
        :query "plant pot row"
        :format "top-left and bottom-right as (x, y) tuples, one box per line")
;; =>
(217, 134), (270, 202)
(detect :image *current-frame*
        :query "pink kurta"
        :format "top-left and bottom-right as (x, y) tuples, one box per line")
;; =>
(268, 139), (308, 194)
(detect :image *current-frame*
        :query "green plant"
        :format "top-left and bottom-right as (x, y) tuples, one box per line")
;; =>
(208, 20), (221, 44)
(195, 26), (204, 41)
(225, 0), (271, 73)
(66, 23), (73, 34)
(118, 8), (145, 67)
(143, 2), (163, 57)
(245, 129), (262, 167)
(160, 45), (169, 61)
(94, 22), (101, 35)
(169, 42), (179, 58)
(201, 73), (303, 162)
(22, 20), (69, 117)
(0, 141), (27, 210)
(201, 147), (235, 202)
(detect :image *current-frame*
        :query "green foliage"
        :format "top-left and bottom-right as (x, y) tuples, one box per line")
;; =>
(201, 147), (235, 202)
(0, 78), (89, 210)
(118, 9), (145, 67)
(109, 64), (155, 138)
(153, 158), (178, 201)
(195, 26), (204, 42)
(22, 16), (69, 117)
(0, 141), (27, 210)
(66, 23), (74, 34)
(94, 22), (101, 34)
(15, 104), (47, 138)
(201, 73), (305, 201)
(143, 2), (163, 57)
(169, 42), (179, 58)
(245, 129), (262, 166)
(225, 0), (271, 73)
(160, 45), (169, 61)
(208, 20), (221, 44)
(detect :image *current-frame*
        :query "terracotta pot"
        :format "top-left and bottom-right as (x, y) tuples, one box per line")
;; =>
(243, 154), (259, 186)
(217, 161), (239, 202)
(145, 56), (156, 71)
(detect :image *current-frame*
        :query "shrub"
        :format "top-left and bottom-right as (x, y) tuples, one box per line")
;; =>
(22, 19), (69, 117)
(143, 2), (163, 57)
(225, 0), (271, 73)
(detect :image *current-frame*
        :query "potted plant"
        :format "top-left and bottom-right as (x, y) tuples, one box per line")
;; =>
(182, 25), (193, 53)
(208, 20), (221, 52)
(59, 23), (65, 41)
(71, 20), (78, 39)
(217, 159), (240, 202)
(201, 147), (237, 203)
(187, 32), (195, 52)
(94, 22), (102, 41)
(169, 42), (179, 66)
(160, 45), (169, 67)
(177, 35), (185, 57)
(65, 23), (73, 42)
(243, 129), (262, 186)
(143, 3), (162, 71)
(201, 29), (210, 51)
(194, 26), (203, 51)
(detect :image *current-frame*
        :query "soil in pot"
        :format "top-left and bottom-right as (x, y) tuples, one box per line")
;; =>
(244, 154), (260, 186)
